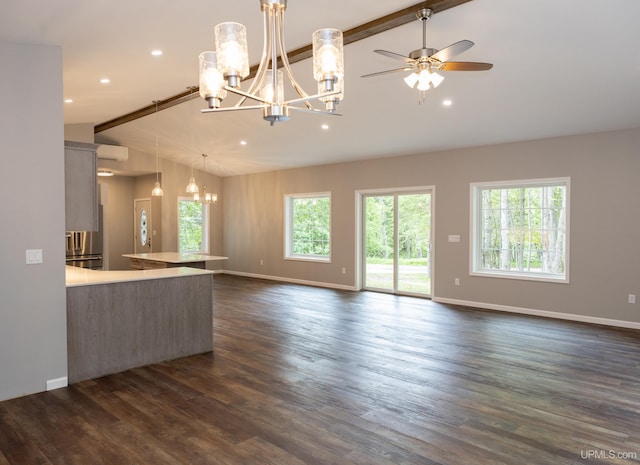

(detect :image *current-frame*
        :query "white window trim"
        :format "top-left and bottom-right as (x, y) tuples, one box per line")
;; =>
(284, 192), (332, 263)
(177, 196), (210, 254)
(470, 177), (570, 283)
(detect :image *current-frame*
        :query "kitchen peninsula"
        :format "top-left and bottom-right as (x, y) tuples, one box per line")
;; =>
(123, 252), (228, 270)
(66, 266), (214, 383)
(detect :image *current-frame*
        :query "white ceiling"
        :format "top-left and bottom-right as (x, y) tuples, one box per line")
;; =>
(3, 0), (640, 177)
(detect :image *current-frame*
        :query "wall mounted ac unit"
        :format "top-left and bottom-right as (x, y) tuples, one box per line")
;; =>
(97, 144), (128, 162)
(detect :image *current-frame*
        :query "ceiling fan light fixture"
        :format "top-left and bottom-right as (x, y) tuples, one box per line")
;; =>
(417, 69), (432, 91)
(404, 72), (419, 88)
(430, 71), (445, 88)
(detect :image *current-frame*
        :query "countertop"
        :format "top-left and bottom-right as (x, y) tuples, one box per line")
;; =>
(122, 252), (229, 263)
(66, 265), (215, 287)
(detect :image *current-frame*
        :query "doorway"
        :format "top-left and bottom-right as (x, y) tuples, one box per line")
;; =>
(360, 189), (433, 297)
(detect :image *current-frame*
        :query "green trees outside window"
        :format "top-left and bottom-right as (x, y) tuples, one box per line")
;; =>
(178, 199), (208, 253)
(473, 179), (568, 280)
(286, 194), (330, 260)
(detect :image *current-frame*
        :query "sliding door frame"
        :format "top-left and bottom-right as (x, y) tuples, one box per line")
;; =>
(355, 185), (435, 296)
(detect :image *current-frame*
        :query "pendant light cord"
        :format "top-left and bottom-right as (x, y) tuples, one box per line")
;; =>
(155, 100), (159, 183)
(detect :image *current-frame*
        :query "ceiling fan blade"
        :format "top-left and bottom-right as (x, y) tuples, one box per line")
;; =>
(430, 40), (474, 63)
(361, 67), (412, 78)
(374, 49), (415, 64)
(441, 61), (493, 71)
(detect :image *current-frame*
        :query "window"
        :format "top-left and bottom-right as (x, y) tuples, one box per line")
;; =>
(285, 193), (331, 262)
(471, 178), (569, 282)
(178, 198), (209, 253)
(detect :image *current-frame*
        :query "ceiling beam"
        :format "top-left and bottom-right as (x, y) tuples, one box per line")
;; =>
(95, 0), (472, 133)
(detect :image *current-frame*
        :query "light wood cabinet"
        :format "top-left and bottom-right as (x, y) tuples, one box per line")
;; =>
(64, 141), (98, 231)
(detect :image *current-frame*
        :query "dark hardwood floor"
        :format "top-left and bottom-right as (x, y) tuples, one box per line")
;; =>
(1, 274), (639, 465)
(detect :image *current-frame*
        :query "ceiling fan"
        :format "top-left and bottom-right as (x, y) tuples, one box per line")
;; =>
(362, 8), (493, 102)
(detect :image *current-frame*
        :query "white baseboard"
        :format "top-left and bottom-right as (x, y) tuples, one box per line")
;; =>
(220, 270), (357, 291)
(46, 376), (68, 391)
(433, 297), (640, 330)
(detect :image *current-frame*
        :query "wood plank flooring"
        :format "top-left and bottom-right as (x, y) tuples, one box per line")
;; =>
(1, 274), (639, 464)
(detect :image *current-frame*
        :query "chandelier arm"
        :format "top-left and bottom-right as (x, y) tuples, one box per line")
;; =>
(288, 106), (342, 116)
(225, 86), (270, 104)
(201, 104), (266, 114)
(284, 89), (342, 106)
(275, 7), (314, 110)
(240, 7), (272, 103)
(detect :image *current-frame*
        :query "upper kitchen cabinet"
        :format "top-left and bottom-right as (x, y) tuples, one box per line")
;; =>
(65, 141), (98, 231)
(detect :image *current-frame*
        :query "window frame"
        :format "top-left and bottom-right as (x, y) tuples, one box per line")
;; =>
(284, 192), (332, 263)
(177, 197), (210, 254)
(470, 177), (570, 283)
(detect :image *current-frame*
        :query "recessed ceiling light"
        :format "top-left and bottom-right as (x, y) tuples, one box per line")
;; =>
(64, 98), (73, 104)
(321, 124), (329, 130)
(151, 50), (163, 56)
(240, 140), (247, 146)
(97, 169), (114, 177)
(443, 99), (453, 107)
(100, 78), (110, 84)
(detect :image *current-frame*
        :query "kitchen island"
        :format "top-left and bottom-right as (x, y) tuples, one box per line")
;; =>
(66, 266), (214, 383)
(122, 252), (228, 270)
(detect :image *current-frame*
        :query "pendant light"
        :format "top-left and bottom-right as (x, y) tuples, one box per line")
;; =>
(151, 100), (164, 196)
(185, 87), (200, 195)
(193, 154), (217, 204)
(186, 164), (199, 194)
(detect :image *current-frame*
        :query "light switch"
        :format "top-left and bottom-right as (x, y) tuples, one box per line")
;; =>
(448, 235), (461, 243)
(26, 249), (43, 264)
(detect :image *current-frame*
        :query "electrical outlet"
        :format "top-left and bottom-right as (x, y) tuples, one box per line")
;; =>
(341, 267), (346, 274)
(260, 259), (264, 266)
(454, 278), (460, 286)
(629, 294), (636, 304)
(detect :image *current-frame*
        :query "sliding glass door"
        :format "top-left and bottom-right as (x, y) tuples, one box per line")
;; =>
(363, 191), (432, 296)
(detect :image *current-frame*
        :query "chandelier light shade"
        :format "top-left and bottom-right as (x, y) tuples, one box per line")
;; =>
(214, 22), (250, 88)
(199, 51), (227, 109)
(199, 0), (345, 125)
(312, 28), (344, 111)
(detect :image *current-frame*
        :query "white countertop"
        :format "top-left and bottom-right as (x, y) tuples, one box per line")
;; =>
(122, 252), (229, 263)
(66, 266), (215, 287)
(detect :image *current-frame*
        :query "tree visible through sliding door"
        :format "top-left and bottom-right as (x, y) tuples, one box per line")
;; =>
(363, 190), (432, 297)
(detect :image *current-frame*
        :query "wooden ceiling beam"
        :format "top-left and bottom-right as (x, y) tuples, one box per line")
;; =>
(95, 0), (472, 133)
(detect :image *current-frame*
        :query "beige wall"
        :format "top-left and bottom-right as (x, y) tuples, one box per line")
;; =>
(222, 127), (640, 326)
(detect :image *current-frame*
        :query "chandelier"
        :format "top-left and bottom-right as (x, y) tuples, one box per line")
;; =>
(192, 154), (217, 204)
(198, 0), (344, 125)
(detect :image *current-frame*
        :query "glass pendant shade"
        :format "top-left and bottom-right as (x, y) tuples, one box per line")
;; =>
(151, 181), (164, 196)
(260, 69), (284, 104)
(199, 51), (227, 108)
(312, 28), (344, 93)
(186, 176), (199, 194)
(214, 22), (249, 87)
